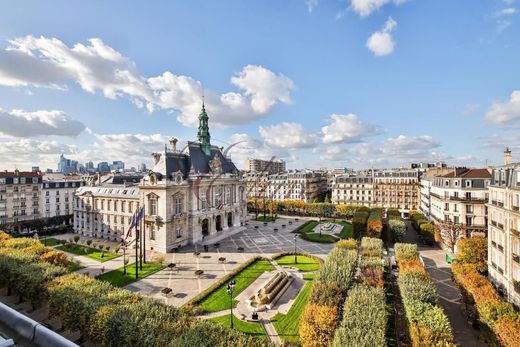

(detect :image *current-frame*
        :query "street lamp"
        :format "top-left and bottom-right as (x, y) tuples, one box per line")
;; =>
(294, 234), (298, 264)
(227, 279), (236, 329)
(121, 239), (127, 275)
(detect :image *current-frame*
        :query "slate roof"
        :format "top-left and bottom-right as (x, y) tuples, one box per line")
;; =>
(441, 168), (491, 179)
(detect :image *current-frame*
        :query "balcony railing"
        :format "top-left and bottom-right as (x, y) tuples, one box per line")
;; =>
(513, 254), (520, 264)
(512, 206), (519, 212)
(491, 200), (505, 207)
(449, 196), (487, 203)
(512, 228), (520, 237)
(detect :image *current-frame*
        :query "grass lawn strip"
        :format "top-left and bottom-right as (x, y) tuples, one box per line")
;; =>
(294, 221), (319, 233)
(299, 232), (338, 243)
(96, 262), (166, 287)
(271, 281), (313, 344)
(335, 222), (353, 239)
(198, 259), (274, 313)
(210, 314), (265, 337)
(41, 238), (62, 246)
(56, 243), (120, 262)
(275, 255), (320, 272)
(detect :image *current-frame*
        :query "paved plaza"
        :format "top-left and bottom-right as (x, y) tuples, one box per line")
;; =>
(126, 216), (334, 306)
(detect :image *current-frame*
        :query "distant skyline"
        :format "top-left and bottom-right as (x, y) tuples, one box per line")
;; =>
(1, 0), (519, 171)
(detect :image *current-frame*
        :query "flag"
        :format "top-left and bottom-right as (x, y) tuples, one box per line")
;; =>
(124, 211), (137, 240)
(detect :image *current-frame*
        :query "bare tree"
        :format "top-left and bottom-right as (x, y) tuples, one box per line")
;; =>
(436, 222), (467, 254)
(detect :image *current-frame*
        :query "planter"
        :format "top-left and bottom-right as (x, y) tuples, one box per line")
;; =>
(161, 287), (172, 296)
(218, 257), (226, 263)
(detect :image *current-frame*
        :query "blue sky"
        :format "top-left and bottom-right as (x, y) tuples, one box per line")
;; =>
(0, 0), (519, 171)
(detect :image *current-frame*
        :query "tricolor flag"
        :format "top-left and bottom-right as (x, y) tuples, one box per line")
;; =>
(124, 212), (137, 240)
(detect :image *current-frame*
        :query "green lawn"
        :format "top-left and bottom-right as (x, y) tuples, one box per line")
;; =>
(275, 255), (320, 272)
(68, 262), (86, 272)
(56, 243), (121, 262)
(299, 232), (339, 243)
(255, 215), (276, 222)
(96, 262), (166, 287)
(198, 259), (274, 313)
(271, 281), (313, 344)
(42, 238), (62, 246)
(293, 221), (319, 234)
(302, 272), (316, 281)
(210, 314), (265, 337)
(335, 222), (354, 239)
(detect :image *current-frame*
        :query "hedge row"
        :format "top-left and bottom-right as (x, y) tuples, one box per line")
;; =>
(332, 284), (387, 347)
(353, 211), (369, 237)
(366, 208), (383, 238)
(410, 211), (435, 243)
(184, 255), (264, 310)
(271, 252), (325, 266)
(300, 242), (358, 347)
(394, 243), (454, 346)
(0, 232), (270, 347)
(453, 238), (520, 347)
(387, 209), (406, 242)
(361, 237), (384, 258)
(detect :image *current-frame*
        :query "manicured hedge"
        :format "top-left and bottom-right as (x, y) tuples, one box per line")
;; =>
(332, 284), (387, 347)
(452, 262), (520, 347)
(361, 237), (384, 258)
(394, 243), (454, 346)
(388, 218), (406, 242)
(366, 208), (383, 237)
(300, 242), (359, 347)
(352, 211), (369, 237)
(456, 237), (487, 273)
(410, 211), (434, 243)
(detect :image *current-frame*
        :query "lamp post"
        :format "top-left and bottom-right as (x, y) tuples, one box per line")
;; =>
(227, 279), (236, 329)
(121, 239), (127, 275)
(294, 234), (297, 264)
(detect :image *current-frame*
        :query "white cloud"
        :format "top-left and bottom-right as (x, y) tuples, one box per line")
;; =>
(495, 7), (517, 17)
(380, 135), (440, 158)
(259, 122), (318, 149)
(306, 0), (319, 13)
(0, 36), (295, 128)
(485, 90), (520, 126)
(226, 133), (290, 168)
(0, 139), (77, 170)
(366, 17), (397, 56)
(0, 108), (85, 137)
(351, 0), (407, 17)
(321, 113), (383, 144)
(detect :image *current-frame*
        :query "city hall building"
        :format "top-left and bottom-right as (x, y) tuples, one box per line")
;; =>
(74, 104), (247, 253)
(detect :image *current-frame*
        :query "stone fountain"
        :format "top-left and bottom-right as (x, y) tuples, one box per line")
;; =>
(246, 271), (293, 311)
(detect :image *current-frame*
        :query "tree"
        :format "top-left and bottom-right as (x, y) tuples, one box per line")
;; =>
(74, 235), (80, 244)
(456, 237), (487, 273)
(437, 222), (467, 253)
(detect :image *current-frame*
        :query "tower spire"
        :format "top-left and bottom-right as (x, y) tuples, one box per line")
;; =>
(197, 99), (211, 156)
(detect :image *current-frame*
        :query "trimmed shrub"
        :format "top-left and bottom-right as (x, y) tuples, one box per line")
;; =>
(398, 270), (438, 306)
(300, 304), (339, 347)
(335, 239), (357, 250)
(366, 208), (383, 237)
(405, 300), (454, 347)
(495, 316), (520, 347)
(353, 211), (369, 237)
(332, 284), (387, 347)
(388, 219), (406, 242)
(394, 243), (420, 264)
(456, 237), (487, 273)
(316, 248), (357, 291)
(361, 237), (383, 257)
(309, 281), (345, 308)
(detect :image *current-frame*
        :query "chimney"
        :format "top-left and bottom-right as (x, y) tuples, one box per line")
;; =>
(170, 137), (178, 152)
(504, 147), (512, 165)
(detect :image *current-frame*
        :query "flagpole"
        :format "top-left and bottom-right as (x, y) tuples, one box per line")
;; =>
(143, 204), (146, 264)
(139, 207), (143, 270)
(135, 216), (139, 279)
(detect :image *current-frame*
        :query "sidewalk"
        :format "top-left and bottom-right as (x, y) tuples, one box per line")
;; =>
(403, 223), (487, 347)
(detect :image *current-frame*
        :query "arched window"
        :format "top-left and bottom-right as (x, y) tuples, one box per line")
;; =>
(148, 196), (158, 215)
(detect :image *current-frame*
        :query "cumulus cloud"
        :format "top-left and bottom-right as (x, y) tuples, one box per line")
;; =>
(366, 17), (397, 56)
(0, 36), (295, 128)
(380, 135), (440, 158)
(226, 133), (290, 168)
(485, 90), (520, 126)
(259, 122), (318, 149)
(351, 0), (408, 17)
(495, 7), (517, 17)
(0, 139), (77, 170)
(321, 113), (383, 144)
(0, 108), (85, 137)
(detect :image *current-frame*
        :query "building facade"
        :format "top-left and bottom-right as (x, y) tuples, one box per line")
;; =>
(420, 167), (457, 219)
(373, 169), (420, 213)
(429, 168), (490, 235)
(245, 158), (286, 174)
(73, 104), (247, 253)
(488, 153), (520, 307)
(332, 174), (374, 206)
(267, 170), (328, 202)
(57, 154), (78, 174)
(0, 170), (42, 226)
(41, 173), (85, 218)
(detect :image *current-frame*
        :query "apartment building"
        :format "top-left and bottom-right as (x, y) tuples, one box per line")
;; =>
(332, 174), (374, 207)
(41, 173), (85, 218)
(488, 150), (520, 306)
(429, 168), (490, 236)
(420, 167), (457, 219)
(0, 170), (42, 226)
(243, 172), (269, 200)
(268, 170), (328, 202)
(373, 169), (421, 213)
(245, 158), (286, 174)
